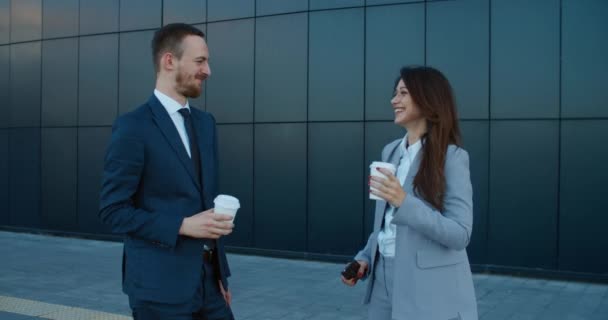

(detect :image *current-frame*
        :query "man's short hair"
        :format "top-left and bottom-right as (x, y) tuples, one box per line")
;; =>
(151, 23), (205, 73)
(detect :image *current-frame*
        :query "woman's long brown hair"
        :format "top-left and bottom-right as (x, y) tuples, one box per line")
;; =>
(399, 66), (462, 211)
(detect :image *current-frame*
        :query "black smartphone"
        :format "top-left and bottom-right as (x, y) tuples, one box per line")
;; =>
(341, 260), (361, 280)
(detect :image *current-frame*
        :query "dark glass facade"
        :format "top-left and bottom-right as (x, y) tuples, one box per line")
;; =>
(1, 0), (607, 279)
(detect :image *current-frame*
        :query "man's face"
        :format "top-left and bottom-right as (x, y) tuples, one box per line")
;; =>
(175, 35), (211, 98)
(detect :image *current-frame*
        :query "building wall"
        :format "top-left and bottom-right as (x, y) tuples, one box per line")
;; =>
(1, 0), (607, 278)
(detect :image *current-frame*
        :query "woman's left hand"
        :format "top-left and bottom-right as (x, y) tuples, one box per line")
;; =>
(370, 167), (407, 208)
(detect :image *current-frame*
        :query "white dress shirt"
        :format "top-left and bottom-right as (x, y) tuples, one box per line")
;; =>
(154, 89), (193, 158)
(377, 135), (422, 257)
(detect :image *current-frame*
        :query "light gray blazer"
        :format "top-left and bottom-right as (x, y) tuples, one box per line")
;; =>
(355, 139), (478, 320)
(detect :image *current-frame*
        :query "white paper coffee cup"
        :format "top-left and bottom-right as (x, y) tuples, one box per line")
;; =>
(213, 195), (240, 222)
(369, 161), (396, 201)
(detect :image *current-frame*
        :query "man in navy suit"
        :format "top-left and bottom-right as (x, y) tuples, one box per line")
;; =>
(99, 23), (235, 320)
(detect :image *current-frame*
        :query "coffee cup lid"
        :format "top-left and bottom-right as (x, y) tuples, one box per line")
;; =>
(370, 161), (396, 170)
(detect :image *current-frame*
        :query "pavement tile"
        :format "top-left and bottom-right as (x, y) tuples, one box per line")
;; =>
(0, 311), (41, 320)
(1, 231), (608, 320)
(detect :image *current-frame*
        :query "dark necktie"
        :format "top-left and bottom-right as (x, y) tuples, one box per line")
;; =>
(179, 108), (214, 251)
(178, 108), (201, 185)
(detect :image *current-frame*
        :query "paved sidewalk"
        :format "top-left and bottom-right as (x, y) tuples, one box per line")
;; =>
(1, 231), (607, 320)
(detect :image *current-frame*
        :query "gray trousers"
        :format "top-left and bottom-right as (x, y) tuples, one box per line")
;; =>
(368, 254), (395, 320)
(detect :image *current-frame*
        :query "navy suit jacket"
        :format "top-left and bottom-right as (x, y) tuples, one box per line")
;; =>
(99, 95), (231, 304)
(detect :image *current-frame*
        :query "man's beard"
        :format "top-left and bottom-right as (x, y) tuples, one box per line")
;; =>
(176, 70), (203, 98)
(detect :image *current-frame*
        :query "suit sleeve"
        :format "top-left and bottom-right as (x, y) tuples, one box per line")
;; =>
(208, 114), (232, 283)
(391, 148), (473, 251)
(354, 232), (375, 279)
(352, 139), (400, 279)
(98, 116), (183, 249)
(211, 114), (220, 200)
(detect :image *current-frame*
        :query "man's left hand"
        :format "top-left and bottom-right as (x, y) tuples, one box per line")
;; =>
(370, 167), (407, 208)
(218, 280), (232, 306)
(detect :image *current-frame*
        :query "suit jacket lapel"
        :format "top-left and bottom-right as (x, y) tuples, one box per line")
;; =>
(147, 95), (201, 191)
(373, 141), (403, 231)
(191, 109), (212, 199)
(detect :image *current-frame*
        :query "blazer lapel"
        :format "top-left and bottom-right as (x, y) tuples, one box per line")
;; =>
(191, 109), (213, 199)
(147, 95), (201, 191)
(373, 141), (403, 231)
(387, 142), (402, 169)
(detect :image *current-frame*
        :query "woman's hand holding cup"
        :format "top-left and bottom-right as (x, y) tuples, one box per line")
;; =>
(369, 166), (407, 208)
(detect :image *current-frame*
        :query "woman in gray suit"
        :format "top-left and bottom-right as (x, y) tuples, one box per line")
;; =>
(342, 66), (478, 320)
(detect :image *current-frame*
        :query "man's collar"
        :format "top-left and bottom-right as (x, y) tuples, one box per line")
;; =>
(154, 89), (190, 114)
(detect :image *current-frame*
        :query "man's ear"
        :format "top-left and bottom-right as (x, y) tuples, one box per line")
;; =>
(161, 52), (175, 71)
